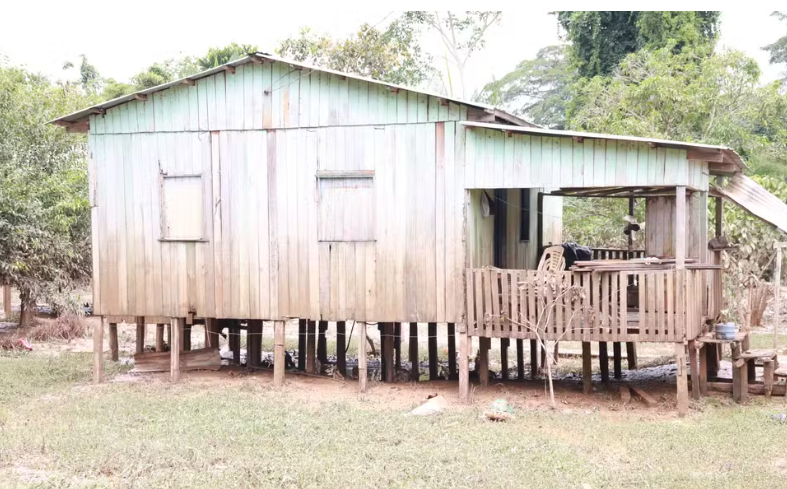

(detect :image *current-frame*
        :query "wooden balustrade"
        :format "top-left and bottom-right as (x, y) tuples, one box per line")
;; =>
(465, 267), (705, 343)
(590, 248), (645, 260)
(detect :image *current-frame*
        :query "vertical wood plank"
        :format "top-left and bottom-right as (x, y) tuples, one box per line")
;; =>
(358, 321), (368, 392)
(170, 317), (182, 382)
(273, 320), (285, 386)
(459, 329), (469, 402)
(94, 318), (104, 383)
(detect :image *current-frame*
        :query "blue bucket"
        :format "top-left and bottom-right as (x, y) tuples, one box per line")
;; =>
(716, 322), (736, 340)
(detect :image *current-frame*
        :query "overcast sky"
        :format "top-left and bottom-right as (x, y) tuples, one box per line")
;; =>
(1, 6), (783, 97)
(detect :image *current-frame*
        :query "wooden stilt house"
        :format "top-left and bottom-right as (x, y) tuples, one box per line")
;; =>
(53, 53), (787, 413)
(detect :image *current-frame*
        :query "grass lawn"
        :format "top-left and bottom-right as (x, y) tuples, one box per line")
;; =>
(2, 350), (787, 488)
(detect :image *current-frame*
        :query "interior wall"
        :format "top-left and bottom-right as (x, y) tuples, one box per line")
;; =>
(467, 189), (494, 268)
(644, 191), (707, 260)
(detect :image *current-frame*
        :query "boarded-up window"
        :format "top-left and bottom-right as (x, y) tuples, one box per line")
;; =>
(318, 173), (375, 242)
(161, 175), (204, 241)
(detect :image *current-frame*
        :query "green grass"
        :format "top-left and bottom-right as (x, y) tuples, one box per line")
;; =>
(2, 352), (787, 487)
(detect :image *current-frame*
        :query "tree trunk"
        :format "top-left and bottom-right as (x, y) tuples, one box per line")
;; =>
(18, 290), (36, 328)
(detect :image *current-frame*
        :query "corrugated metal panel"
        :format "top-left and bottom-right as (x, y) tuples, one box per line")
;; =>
(712, 174), (787, 233)
(460, 121), (745, 170)
(50, 52), (533, 127)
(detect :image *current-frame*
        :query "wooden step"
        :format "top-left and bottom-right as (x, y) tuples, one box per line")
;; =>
(740, 349), (777, 360)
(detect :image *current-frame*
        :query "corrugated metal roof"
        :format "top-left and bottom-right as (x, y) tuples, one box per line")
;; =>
(712, 173), (787, 233)
(50, 52), (534, 127)
(460, 121), (746, 170)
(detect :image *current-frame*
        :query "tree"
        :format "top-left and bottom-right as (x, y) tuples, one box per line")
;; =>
(763, 11), (787, 81)
(278, 21), (434, 87)
(197, 43), (257, 70)
(475, 45), (571, 128)
(555, 11), (720, 78)
(568, 45), (787, 168)
(403, 11), (502, 98)
(0, 63), (95, 325)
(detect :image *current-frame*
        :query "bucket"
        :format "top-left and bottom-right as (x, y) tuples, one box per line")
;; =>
(716, 322), (736, 340)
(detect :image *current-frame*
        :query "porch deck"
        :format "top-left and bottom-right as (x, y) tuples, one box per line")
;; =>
(465, 264), (713, 344)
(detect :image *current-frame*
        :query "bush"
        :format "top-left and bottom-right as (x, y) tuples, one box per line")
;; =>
(27, 313), (87, 342)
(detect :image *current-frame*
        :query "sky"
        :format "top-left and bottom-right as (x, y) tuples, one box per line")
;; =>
(0, 6), (784, 98)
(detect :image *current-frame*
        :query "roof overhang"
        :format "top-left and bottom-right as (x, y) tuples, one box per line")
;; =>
(712, 173), (787, 233)
(459, 121), (747, 172)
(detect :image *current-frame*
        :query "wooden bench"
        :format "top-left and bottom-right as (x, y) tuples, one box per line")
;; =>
(734, 349), (778, 401)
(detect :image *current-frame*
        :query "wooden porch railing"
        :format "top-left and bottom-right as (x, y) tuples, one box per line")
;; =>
(465, 267), (705, 343)
(590, 248), (645, 260)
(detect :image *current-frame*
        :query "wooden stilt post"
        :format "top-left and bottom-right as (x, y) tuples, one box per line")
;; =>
(230, 321), (240, 364)
(394, 323), (401, 370)
(317, 321), (328, 363)
(479, 337), (490, 386)
(688, 339), (700, 400)
(500, 338), (509, 380)
(599, 342), (609, 384)
(135, 317), (145, 355)
(428, 322), (438, 380)
(109, 322), (119, 361)
(273, 320), (285, 387)
(459, 328), (469, 402)
(358, 322), (368, 392)
(409, 323), (419, 381)
(626, 342), (638, 370)
(530, 339), (538, 379)
(516, 339), (525, 381)
(675, 342), (688, 416)
(183, 324), (191, 352)
(540, 343), (547, 370)
(612, 342), (622, 379)
(166, 323), (171, 350)
(93, 317), (104, 383)
(298, 319), (307, 371)
(699, 344), (708, 396)
(336, 321), (346, 377)
(447, 323), (456, 379)
(775, 244), (782, 350)
(383, 323), (395, 383)
(247, 320), (262, 368)
(156, 323), (165, 352)
(306, 320), (316, 373)
(171, 318), (182, 383)
(707, 342), (719, 379)
(582, 342), (592, 394)
(742, 335), (756, 383)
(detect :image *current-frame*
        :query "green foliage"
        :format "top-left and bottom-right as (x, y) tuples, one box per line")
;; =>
(101, 78), (135, 100)
(197, 43), (257, 70)
(476, 45), (571, 128)
(763, 11), (787, 81)
(568, 46), (787, 168)
(278, 21), (434, 87)
(0, 63), (94, 323)
(562, 197), (645, 249)
(555, 11), (720, 78)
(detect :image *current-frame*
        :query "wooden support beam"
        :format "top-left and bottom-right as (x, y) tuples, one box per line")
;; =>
(317, 321), (328, 363)
(687, 147), (724, 163)
(479, 337), (490, 386)
(540, 343), (547, 370)
(394, 323), (401, 370)
(229, 321), (240, 365)
(675, 186), (686, 269)
(447, 323), (457, 379)
(134, 93), (147, 101)
(742, 335), (757, 383)
(688, 340), (700, 400)
(171, 318), (183, 383)
(223, 65), (236, 74)
(626, 342), (638, 370)
(336, 321), (347, 377)
(135, 317), (145, 355)
(613, 342), (622, 379)
(183, 324), (192, 352)
(731, 342), (747, 403)
(306, 320), (316, 373)
(93, 317), (104, 383)
(155, 323), (165, 352)
(428, 322), (438, 380)
(273, 320), (285, 387)
(516, 339), (525, 381)
(708, 381), (786, 396)
(383, 323), (395, 383)
(699, 344), (709, 396)
(409, 323), (419, 381)
(500, 338), (509, 380)
(675, 342), (689, 416)
(630, 384), (658, 407)
(707, 341), (719, 378)
(298, 319), (307, 371)
(764, 360), (775, 397)
(358, 322), (368, 392)
(582, 342), (593, 395)
(459, 330), (469, 402)
(530, 339), (538, 379)
(247, 320), (262, 368)
(181, 78), (196, 86)
(599, 342), (609, 383)
(109, 322), (119, 361)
